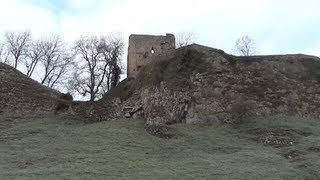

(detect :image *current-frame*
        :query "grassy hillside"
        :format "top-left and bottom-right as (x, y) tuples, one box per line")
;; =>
(0, 116), (320, 179)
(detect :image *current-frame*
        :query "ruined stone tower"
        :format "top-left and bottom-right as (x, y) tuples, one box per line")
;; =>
(127, 33), (176, 78)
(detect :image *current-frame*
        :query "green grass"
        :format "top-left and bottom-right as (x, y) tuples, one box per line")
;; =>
(0, 115), (320, 179)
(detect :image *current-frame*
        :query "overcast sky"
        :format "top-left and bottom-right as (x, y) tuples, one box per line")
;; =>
(0, 0), (319, 59)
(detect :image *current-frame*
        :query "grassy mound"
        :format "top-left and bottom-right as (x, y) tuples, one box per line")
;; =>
(0, 115), (319, 179)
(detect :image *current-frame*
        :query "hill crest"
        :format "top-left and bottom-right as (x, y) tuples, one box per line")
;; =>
(73, 44), (320, 125)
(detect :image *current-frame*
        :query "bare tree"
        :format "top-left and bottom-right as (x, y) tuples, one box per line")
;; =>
(234, 35), (257, 56)
(1, 31), (73, 89)
(38, 35), (74, 88)
(176, 31), (197, 48)
(4, 31), (31, 68)
(70, 35), (124, 101)
(0, 43), (10, 63)
(24, 40), (43, 77)
(104, 35), (124, 92)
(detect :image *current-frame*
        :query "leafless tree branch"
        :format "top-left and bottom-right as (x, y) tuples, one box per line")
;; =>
(0, 43), (10, 63)
(176, 31), (197, 48)
(25, 40), (43, 77)
(4, 30), (31, 68)
(234, 35), (257, 56)
(69, 34), (124, 101)
(38, 35), (74, 88)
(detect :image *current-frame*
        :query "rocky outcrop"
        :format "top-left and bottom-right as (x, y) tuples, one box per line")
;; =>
(74, 44), (320, 125)
(0, 63), (64, 117)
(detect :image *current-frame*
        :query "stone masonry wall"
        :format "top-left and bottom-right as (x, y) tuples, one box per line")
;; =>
(0, 63), (62, 117)
(127, 33), (175, 78)
(73, 44), (320, 126)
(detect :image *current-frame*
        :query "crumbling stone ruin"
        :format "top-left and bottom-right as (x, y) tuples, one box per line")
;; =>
(76, 40), (320, 126)
(127, 33), (175, 78)
(2, 32), (320, 127)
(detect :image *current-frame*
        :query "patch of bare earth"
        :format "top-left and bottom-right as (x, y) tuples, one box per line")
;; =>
(247, 128), (312, 147)
(307, 146), (320, 153)
(145, 125), (174, 139)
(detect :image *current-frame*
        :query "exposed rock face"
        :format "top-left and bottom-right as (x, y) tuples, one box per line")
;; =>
(74, 44), (320, 125)
(0, 63), (63, 117)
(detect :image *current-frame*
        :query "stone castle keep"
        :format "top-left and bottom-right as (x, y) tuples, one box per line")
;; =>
(127, 33), (176, 78)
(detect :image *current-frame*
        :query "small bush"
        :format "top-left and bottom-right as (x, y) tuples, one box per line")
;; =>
(55, 93), (73, 113)
(228, 99), (254, 124)
(119, 84), (136, 101)
(55, 101), (70, 113)
(145, 125), (173, 139)
(60, 93), (73, 101)
(219, 95), (254, 124)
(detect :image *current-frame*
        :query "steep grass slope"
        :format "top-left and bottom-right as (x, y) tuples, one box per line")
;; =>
(0, 116), (319, 179)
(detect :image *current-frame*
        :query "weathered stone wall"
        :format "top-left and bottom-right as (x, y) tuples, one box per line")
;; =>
(139, 45), (320, 125)
(74, 44), (320, 126)
(127, 33), (175, 78)
(0, 63), (63, 117)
